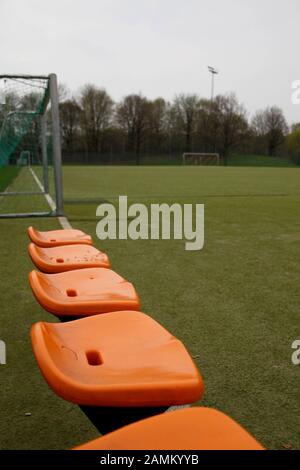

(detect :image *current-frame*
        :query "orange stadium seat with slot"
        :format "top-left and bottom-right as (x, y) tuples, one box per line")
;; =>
(28, 243), (111, 273)
(30, 311), (204, 407)
(27, 226), (93, 247)
(29, 268), (140, 317)
(73, 407), (264, 450)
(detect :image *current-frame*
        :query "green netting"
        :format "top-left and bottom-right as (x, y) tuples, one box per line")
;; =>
(0, 77), (49, 167)
(0, 76), (58, 217)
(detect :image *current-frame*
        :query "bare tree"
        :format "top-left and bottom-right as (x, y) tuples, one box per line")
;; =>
(173, 94), (200, 152)
(60, 99), (82, 153)
(164, 101), (180, 155)
(147, 98), (167, 154)
(214, 93), (248, 165)
(80, 84), (114, 154)
(252, 106), (288, 156)
(287, 126), (300, 163)
(116, 94), (150, 164)
(197, 98), (219, 152)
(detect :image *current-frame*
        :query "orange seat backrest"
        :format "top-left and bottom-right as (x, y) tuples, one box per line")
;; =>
(29, 268), (140, 316)
(28, 243), (111, 273)
(30, 311), (204, 407)
(27, 226), (93, 247)
(73, 407), (265, 450)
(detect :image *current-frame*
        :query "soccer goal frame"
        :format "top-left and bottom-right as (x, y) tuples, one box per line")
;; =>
(183, 153), (221, 166)
(0, 73), (64, 218)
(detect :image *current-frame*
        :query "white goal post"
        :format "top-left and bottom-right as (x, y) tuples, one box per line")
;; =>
(183, 153), (221, 166)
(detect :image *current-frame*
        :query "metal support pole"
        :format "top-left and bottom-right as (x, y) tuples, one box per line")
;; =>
(49, 73), (64, 216)
(41, 114), (49, 194)
(208, 66), (218, 102)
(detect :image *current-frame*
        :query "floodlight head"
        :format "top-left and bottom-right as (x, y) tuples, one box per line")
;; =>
(208, 66), (218, 75)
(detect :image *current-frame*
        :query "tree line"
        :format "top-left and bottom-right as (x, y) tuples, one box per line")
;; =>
(2, 82), (299, 166)
(59, 84), (300, 165)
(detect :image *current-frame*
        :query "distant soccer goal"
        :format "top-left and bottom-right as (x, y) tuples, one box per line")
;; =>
(0, 74), (63, 218)
(183, 153), (221, 166)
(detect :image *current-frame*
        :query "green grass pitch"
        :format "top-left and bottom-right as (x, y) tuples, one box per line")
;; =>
(0, 165), (300, 449)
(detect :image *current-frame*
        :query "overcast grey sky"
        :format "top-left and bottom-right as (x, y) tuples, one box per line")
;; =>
(1, 0), (300, 123)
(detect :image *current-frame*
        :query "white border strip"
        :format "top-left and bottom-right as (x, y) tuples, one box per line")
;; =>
(29, 167), (72, 230)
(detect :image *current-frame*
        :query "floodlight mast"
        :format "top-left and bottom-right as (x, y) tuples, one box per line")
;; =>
(208, 66), (219, 101)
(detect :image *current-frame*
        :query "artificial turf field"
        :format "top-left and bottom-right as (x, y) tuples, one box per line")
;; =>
(0, 165), (300, 450)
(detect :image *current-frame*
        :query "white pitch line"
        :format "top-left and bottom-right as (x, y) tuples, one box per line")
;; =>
(29, 167), (55, 211)
(29, 167), (72, 230)
(58, 215), (72, 230)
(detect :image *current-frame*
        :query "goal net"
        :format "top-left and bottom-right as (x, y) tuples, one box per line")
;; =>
(183, 153), (220, 166)
(0, 74), (63, 218)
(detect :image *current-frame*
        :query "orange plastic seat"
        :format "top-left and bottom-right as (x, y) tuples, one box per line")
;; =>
(74, 407), (264, 450)
(29, 268), (140, 317)
(28, 243), (111, 273)
(30, 311), (204, 407)
(28, 226), (92, 247)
